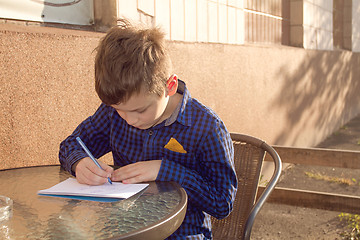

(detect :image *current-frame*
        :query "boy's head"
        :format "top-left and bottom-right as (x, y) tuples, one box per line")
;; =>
(94, 19), (172, 105)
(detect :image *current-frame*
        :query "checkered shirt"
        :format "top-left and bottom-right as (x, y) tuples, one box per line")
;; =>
(59, 80), (238, 239)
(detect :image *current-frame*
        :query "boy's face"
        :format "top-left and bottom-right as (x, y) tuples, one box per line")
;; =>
(111, 89), (169, 130)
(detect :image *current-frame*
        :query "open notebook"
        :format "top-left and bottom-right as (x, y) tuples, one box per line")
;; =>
(38, 178), (149, 202)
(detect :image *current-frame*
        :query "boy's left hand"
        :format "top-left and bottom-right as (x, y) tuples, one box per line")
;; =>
(111, 160), (162, 184)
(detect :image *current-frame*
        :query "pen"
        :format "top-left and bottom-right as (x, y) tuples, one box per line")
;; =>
(76, 137), (113, 184)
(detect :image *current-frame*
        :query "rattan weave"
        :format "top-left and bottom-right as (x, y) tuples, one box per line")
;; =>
(211, 133), (282, 240)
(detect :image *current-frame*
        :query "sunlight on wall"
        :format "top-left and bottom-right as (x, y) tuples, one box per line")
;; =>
(117, 0), (246, 45)
(303, 0), (333, 50)
(353, 0), (360, 51)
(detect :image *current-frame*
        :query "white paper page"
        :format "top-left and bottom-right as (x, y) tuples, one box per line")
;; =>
(38, 178), (149, 199)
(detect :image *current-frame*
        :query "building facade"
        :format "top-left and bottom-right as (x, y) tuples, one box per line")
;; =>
(1, 0), (360, 169)
(1, 0), (359, 51)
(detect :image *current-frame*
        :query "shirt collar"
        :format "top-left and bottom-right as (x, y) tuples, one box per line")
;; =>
(165, 79), (192, 127)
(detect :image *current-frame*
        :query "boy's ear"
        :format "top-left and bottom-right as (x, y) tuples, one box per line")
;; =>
(166, 74), (178, 96)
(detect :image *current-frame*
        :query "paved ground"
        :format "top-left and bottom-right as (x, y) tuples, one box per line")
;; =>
(251, 113), (360, 240)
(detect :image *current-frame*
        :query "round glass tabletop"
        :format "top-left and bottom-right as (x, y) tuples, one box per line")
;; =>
(0, 165), (187, 239)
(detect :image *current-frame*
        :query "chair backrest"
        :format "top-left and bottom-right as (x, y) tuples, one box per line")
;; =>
(211, 133), (282, 240)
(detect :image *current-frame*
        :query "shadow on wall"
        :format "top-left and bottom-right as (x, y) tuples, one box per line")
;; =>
(168, 42), (360, 148)
(271, 50), (360, 147)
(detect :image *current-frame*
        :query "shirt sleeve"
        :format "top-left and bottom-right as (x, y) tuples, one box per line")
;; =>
(59, 103), (113, 175)
(156, 119), (237, 219)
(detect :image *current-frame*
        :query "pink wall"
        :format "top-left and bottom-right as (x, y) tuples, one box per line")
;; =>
(1, 23), (359, 169)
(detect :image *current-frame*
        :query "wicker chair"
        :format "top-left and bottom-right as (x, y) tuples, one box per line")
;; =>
(211, 133), (282, 240)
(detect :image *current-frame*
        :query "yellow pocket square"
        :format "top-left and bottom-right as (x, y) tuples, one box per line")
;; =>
(164, 138), (187, 153)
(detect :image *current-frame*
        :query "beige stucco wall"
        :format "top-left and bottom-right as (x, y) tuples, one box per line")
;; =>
(170, 41), (360, 147)
(1, 23), (360, 170)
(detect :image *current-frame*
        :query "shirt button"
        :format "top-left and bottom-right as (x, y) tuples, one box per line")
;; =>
(149, 130), (154, 136)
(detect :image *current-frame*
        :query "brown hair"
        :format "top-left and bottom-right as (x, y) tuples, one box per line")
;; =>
(94, 19), (172, 105)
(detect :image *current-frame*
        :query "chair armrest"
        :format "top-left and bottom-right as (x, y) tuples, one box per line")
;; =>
(243, 142), (282, 240)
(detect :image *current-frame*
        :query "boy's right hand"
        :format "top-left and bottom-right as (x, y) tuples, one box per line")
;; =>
(72, 157), (114, 185)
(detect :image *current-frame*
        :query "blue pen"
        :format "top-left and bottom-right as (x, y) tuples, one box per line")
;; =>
(76, 137), (113, 184)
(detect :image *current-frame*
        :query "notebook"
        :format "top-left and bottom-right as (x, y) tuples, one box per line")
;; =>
(38, 178), (149, 202)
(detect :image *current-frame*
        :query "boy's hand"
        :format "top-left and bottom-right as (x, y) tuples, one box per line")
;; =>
(111, 160), (162, 184)
(73, 157), (114, 185)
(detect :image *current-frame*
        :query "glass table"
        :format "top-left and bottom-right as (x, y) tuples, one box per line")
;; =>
(0, 165), (187, 239)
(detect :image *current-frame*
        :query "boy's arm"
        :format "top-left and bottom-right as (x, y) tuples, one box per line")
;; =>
(157, 121), (237, 219)
(111, 160), (162, 184)
(59, 103), (113, 177)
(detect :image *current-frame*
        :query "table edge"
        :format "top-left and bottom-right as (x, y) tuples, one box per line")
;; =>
(112, 181), (188, 240)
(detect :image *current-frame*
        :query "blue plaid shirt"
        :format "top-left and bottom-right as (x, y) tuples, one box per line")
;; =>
(59, 80), (237, 239)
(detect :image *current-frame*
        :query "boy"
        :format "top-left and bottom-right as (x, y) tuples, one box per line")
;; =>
(59, 20), (237, 239)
